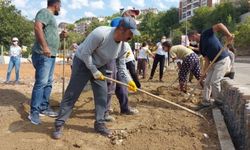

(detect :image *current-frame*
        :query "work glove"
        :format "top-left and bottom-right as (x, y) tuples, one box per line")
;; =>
(128, 80), (137, 92)
(93, 70), (105, 80)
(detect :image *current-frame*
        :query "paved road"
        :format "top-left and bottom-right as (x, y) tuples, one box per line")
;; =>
(234, 62), (250, 88)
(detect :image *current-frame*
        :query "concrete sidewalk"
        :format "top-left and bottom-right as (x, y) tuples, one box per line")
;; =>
(234, 62), (250, 89)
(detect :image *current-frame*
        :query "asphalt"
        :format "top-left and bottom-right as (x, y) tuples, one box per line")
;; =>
(234, 56), (250, 89)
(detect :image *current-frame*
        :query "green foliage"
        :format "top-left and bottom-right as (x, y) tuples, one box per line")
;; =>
(67, 32), (84, 46)
(234, 17), (250, 48)
(66, 24), (75, 32)
(191, 6), (213, 32)
(0, 0), (34, 55)
(236, 0), (250, 16)
(139, 12), (159, 42)
(85, 18), (108, 35)
(178, 21), (192, 34)
(59, 32), (84, 50)
(137, 8), (179, 43)
(209, 2), (237, 30)
(157, 8), (179, 37)
(171, 29), (183, 45)
(105, 12), (120, 21)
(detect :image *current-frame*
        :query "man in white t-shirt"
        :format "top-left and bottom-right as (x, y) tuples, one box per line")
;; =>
(5, 37), (22, 84)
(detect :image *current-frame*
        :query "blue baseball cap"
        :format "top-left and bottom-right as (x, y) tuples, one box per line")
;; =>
(110, 17), (121, 27)
(118, 17), (140, 36)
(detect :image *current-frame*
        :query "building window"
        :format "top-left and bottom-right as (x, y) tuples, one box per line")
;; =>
(182, 13), (186, 19)
(183, 7), (187, 12)
(193, 2), (200, 8)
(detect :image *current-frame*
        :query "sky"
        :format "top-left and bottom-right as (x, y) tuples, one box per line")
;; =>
(12, 0), (179, 24)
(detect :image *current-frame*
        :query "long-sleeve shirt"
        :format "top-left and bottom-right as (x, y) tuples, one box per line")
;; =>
(75, 26), (131, 82)
(169, 45), (193, 60)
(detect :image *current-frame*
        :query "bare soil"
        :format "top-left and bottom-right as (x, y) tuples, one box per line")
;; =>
(0, 63), (220, 150)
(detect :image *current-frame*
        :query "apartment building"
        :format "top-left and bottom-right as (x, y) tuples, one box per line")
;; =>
(179, 0), (221, 22)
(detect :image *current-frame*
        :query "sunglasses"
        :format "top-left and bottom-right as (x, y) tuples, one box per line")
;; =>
(12, 40), (18, 42)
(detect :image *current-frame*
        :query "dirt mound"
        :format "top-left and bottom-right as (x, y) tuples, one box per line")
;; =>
(0, 63), (220, 150)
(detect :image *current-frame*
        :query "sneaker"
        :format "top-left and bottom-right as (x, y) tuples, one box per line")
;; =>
(104, 113), (115, 122)
(4, 81), (10, 84)
(40, 107), (58, 117)
(94, 122), (112, 137)
(28, 112), (41, 125)
(121, 107), (139, 115)
(52, 126), (63, 139)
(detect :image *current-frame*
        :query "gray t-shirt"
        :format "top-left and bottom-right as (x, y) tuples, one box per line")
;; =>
(75, 26), (131, 82)
(32, 8), (60, 56)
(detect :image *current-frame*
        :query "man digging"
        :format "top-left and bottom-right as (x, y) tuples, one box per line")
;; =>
(53, 17), (139, 139)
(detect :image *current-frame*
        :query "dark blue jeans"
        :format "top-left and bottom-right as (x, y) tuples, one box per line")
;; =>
(6, 56), (21, 82)
(30, 53), (55, 113)
(106, 60), (129, 113)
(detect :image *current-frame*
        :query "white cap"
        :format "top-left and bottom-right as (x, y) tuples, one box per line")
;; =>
(12, 37), (19, 41)
(120, 7), (140, 16)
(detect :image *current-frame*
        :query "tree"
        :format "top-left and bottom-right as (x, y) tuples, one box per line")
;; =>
(191, 6), (213, 32)
(66, 24), (76, 32)
(209, 2), (237, 30)
(234, 0), (249, 17)
(234, 17), (250, 50)
(67, 32), (84, 47)
(85, 18), (108, 35)
(157, 8), (179, 37)
(171, 28), (183, 45)
(139, 12), (159, 42)
(0, 0), (34, 55)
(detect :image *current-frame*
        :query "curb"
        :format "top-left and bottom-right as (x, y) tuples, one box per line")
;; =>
(212, 108), (235, 150)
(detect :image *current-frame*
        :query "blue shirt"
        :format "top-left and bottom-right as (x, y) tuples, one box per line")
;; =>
(200, 28), (229, 62)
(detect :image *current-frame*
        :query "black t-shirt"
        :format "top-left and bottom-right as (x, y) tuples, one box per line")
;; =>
(200, 28), (229, 62)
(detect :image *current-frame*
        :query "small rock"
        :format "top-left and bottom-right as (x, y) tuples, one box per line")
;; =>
(73, 143), (81, 148)
(111, 139), (123, 145)
(203, 133), (209, 139)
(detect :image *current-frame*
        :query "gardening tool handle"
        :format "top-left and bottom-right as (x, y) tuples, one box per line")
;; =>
(104, 76), (205, 119)
(202, 45), (228, 79)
